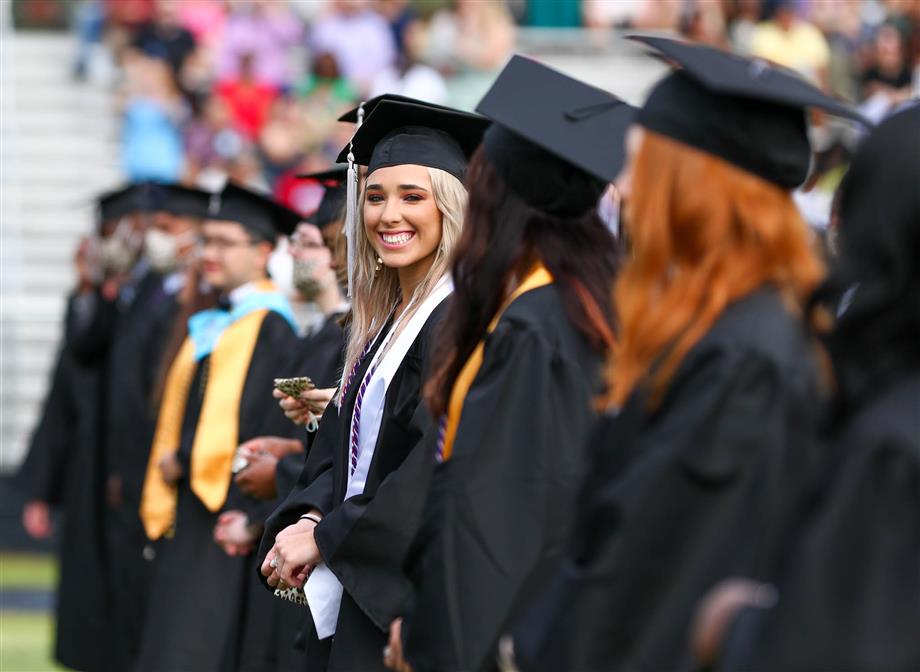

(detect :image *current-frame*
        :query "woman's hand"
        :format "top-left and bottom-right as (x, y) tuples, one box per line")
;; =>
(22, 501), (52, 539)
(272, 387), (335, 426)
(273, 387), (314, 425)
(158, 452), (183, 485)
(261, 516), (322, 588)
(234, 452), (279, 500)
(691, 578), (777, 666)
(213, 509), (260, 557)
(383, 618), (413, 672)
(300, 387), (335, 416)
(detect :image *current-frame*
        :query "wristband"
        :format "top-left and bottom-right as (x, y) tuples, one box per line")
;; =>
(299, 513), (322, 525)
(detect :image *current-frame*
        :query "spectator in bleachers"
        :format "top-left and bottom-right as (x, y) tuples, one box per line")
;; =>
(294, 51), (358, 107)
(750, 0), (831, 86)
(216, 52), (279, 142)
(217, 0), (304, 90)
(310, 0), (397, 94)
(258, 94), (309, 188)
(121, 53), (187, 183)
(183, 94), (246, 185)
(423, 0), (514, 109)
(130, 0), (197, 78)
(293, 52), (360, 160)
(727, 0), (763, 53)
(862, 22), (914, 102)
(370, 18), (449, 104)
(377, 0), (418, 56)
(677, 0), (730, 47)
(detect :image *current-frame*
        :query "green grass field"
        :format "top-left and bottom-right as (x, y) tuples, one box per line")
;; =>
(0, 553), (65, 672)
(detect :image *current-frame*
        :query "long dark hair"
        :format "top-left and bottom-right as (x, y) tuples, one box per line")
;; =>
(809, 105), (920, 415)
(426, 147), (620, 417)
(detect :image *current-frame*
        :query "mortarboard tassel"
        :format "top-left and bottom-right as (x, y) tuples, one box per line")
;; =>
(344, 102), (366, 298)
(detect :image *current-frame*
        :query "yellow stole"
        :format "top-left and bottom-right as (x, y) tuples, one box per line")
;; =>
(140, 307), (269, 540)
(440, 263), (554, 461)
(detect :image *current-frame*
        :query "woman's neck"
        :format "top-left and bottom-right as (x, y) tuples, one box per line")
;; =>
(395, 253), (437, 315)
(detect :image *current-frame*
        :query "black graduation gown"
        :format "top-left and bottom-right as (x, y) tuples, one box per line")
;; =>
(235, 312), (346, 672)
(257, 300), (447, 672)
(96, 270), (183, 671)
(15, 296), (109, 672)
(136, 311), (298, 672)
(401, 285), (605, 672)
(518, 287), (824, 672)
(719, 369), (920, 672)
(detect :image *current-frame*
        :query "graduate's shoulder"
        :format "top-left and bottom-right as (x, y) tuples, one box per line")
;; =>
(687, 286), (819, 386)
(259, 306), (298, 331)
(253, 308), (299, 351)
(497, 283), (588, 349)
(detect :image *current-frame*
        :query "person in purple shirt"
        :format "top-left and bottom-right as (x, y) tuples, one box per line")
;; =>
(310, 0), (397, 94)
(216, 0), (304, 89)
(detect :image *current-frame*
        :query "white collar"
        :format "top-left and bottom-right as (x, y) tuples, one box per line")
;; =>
(227, 281), (260, 307)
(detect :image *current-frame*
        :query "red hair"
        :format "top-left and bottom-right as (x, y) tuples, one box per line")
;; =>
(606, 130), (824, 408)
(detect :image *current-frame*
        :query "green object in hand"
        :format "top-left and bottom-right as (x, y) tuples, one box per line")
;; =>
(274, 376), (315, 398)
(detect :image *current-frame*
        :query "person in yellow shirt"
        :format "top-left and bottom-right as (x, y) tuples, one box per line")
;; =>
(750, 0), (830, 87)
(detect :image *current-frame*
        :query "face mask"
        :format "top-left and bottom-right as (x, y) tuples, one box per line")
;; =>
(292, 258), (324, 301)
(145, 228), (196, 274)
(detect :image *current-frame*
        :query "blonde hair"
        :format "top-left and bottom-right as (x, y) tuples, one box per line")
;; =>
(339, 167), (467, 396)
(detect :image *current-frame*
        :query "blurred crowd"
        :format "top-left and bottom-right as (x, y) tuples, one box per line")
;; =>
(73, 0), (515, 210)
(69, 0), (918, 213)
(62, 0), (918, 225)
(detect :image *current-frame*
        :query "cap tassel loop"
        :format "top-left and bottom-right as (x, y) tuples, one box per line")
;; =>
(344, 102), (366, 298)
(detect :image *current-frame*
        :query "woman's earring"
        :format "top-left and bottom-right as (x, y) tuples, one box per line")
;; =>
(374, 256), (383, 274)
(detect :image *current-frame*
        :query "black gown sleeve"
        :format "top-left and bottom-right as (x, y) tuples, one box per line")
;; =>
(520, 346), (818, 672)
(15, 348), (77, 506)
(720, 433), (920, 672)
(256, 401), (340, 575)
(67, 289), (117, 364)
(274, 451), (306, 500)
(404, 322), (598, 672)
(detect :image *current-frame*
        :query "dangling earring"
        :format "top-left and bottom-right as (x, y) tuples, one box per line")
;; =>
(374, 256), (383, 274)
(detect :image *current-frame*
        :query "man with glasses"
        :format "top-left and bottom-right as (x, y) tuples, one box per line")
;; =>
(137, 181), (302, 672)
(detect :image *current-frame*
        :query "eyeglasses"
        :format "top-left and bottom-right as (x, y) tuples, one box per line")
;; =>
(197, 235), (258, 252)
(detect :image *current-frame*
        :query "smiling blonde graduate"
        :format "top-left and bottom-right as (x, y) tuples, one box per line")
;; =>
(257, 98), (488, 671)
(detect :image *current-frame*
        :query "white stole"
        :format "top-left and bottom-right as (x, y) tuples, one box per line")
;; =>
(305, 276), (453, 639)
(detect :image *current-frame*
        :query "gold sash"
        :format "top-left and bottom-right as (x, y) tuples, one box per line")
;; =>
(440, 263), (554, 461)
(140, 308), (269, 540)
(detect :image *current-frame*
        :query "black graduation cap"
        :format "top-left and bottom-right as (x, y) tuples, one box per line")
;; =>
(296, 166), (348, 228)
(147, 183), (211, 219)
(97, 183), (149, 221)
(206, 182), (302, 240)
(335, 100), (490, 180)
(475, 54), (637, 217)
(629, 35), (869, 188)
(337, 93), (459, 124)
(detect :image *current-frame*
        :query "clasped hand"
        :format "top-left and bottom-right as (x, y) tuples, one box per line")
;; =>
(260, 517), (322, 589)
